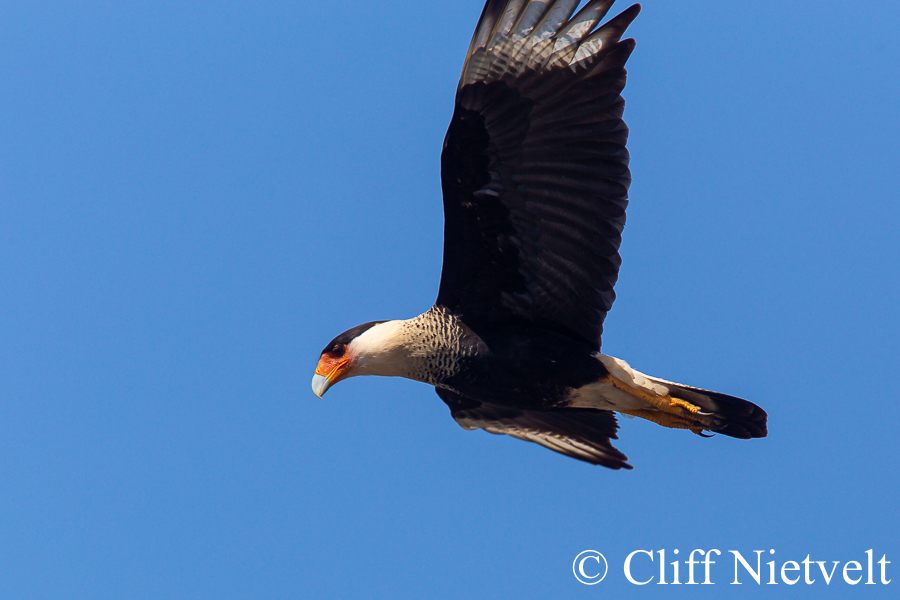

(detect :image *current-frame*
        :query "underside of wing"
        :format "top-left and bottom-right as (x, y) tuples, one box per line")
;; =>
(438, 0), (640, 349)
(436, 388), (632, 469)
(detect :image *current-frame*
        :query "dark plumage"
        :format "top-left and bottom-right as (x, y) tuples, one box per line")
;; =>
(313, 0), (767, 469)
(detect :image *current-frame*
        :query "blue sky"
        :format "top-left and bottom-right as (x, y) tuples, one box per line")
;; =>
(1, 0), (898, 598)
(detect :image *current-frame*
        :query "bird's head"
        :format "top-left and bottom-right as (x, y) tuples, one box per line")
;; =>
(311, 320), (409, 397)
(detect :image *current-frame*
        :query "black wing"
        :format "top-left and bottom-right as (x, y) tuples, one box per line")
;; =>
(436, 388), (631, 469)
(438, 0), (639, 350)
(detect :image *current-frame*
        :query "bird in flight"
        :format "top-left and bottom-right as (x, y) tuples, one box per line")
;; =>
(312, 0), (767, 468)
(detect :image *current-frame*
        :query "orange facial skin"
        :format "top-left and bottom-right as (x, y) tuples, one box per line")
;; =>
(315, 348), (352, 384)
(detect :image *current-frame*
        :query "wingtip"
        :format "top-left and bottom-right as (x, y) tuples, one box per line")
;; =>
(607, 458), (634, 470)
(619, 4), (643, 27)
(613, 457), (635, 470)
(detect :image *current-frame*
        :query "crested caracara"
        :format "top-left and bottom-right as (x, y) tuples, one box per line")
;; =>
(313, 0), (767, 469)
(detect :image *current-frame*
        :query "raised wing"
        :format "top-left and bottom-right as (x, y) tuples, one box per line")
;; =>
(438, 0), (640, 349)
(436, 388), (631, 468)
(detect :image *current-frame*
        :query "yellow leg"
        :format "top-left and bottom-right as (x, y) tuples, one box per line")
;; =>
(621, 409), (708, 436)
(600, 374), (711, 422)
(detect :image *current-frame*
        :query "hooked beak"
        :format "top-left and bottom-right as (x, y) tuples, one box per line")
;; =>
(311, 373), (331, 398)
(311, 356), (351, 398)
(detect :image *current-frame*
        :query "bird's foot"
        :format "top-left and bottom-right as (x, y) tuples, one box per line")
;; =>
(601, 374), (711, 423)
(621, 409), (708, 436)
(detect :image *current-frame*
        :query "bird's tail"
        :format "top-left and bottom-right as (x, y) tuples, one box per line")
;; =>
(641, 376), (768, 439)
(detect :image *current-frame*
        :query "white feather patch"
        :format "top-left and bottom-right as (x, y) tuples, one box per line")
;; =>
(597, 354), (671, 396)
(567, 354), (672, 411)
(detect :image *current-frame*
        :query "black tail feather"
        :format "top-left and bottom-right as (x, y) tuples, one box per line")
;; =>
(659, 381), (768, 439)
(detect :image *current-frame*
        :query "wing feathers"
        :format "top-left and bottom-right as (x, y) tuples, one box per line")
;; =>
(512, 0), (555, 37)
(490, 0), (531, 46)
(467, 1), (508, 61)
(437, 388), (632, 468)
(532, 1), (581, 41)
(556, 0), (616, 45)
(463, 1), (634, 86)
(440, 1), (639, 347)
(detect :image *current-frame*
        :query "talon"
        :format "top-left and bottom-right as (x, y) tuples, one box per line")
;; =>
(622, 409), (708, 435)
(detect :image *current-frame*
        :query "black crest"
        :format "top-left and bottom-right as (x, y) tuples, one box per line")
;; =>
(321, 321), (387, 354)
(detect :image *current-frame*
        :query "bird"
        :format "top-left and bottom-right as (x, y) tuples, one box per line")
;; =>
(312, 0), (767, 469)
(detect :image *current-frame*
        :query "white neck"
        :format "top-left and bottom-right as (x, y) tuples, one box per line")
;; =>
(348, 320), (424, 380)
(345, 308), (467, 384)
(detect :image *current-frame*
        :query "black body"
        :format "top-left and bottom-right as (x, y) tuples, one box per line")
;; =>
(442, 319), (609, 408)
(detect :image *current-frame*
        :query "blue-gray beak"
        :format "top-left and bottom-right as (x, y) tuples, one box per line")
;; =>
(311, 373), (331, 398)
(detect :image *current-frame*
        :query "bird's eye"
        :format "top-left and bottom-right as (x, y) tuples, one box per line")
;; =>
(331, 344), (344, 356)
